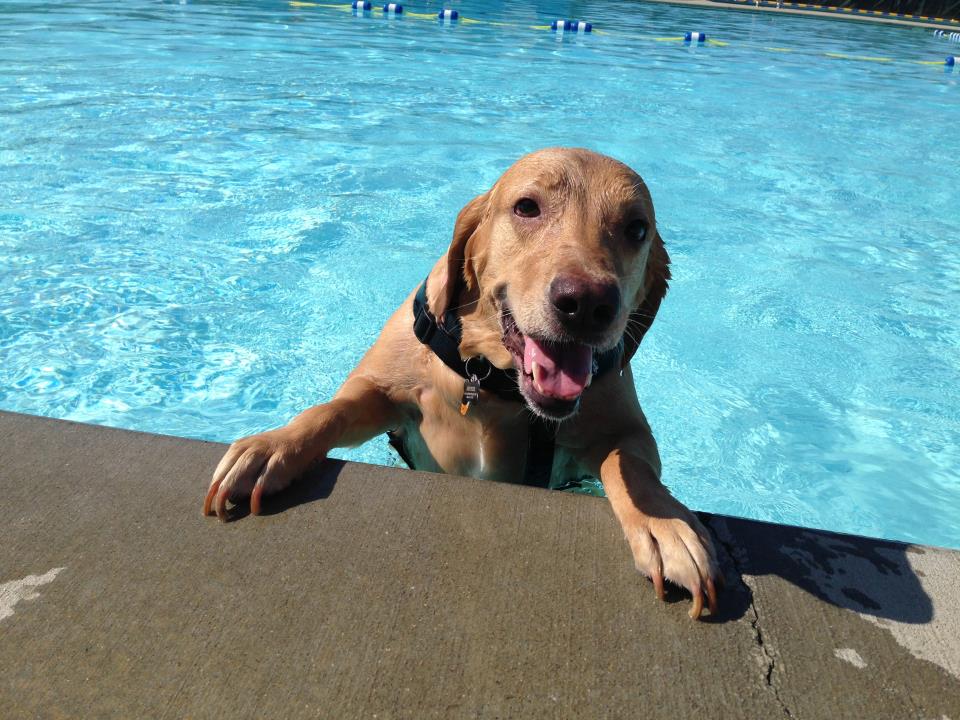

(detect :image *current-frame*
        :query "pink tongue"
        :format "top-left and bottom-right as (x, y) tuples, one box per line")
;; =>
(522, 336), (593, 400)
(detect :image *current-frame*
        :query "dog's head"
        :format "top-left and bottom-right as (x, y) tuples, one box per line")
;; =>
(428, 148), (670, 421)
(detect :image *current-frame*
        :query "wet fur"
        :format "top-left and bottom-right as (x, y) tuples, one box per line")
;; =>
(203, 148), (721, 619)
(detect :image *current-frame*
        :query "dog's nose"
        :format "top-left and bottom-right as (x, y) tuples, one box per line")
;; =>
(549, 275), (621, 335)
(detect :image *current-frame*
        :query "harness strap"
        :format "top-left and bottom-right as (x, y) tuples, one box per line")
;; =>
(409, 276), (622, 488)
(412, 279), (524, 400)
(524, 416), (557, 488)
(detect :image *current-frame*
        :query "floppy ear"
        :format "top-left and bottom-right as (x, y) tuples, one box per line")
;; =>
(622, 232), (671, 366)
(427, 191), (489, 322)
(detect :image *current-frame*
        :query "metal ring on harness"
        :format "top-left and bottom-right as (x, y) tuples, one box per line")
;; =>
(464, 356), (493, 381)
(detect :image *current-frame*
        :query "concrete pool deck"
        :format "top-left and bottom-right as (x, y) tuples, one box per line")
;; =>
(1, 410), (958, 718)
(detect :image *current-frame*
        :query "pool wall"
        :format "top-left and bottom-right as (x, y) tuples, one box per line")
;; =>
(793, 0), (960, 19)
(1, 410), (958, 717)
(708, 0), (960, 22)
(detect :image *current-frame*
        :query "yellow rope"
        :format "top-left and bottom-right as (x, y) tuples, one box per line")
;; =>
(286, 1), (954, 67)
(825, 52), (894, 62)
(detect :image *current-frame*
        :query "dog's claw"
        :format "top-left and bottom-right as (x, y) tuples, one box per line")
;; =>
(251, 478), (265, 516)
(215, 483), (230, 522)
(652, 568), (665, 601)
(688, 587), (704, 620)
(202, 480), (220, 517)
(622, 500), (722, 620)
(203, 429), (315, 523)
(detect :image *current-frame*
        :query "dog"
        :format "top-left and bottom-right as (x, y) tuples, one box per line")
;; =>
(203, 148), (721, 619)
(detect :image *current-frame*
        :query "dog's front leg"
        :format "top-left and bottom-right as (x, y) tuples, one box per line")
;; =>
(203, 376), (400, 520)
(599, 437), (720, 619)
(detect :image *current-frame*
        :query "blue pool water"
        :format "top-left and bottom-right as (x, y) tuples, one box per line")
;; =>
(2, 0), (959, 548)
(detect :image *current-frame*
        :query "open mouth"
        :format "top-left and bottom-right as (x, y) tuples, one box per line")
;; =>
(501, 306), (594, 420)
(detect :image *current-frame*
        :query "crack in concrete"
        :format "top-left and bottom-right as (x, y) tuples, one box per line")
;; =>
(707, 517), (795, 719)
(744, 577), (794, 719)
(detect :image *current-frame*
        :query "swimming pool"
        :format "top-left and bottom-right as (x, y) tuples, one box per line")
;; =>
(2, 0), (958, 548)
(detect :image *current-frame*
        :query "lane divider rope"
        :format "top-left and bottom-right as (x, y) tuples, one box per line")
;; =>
(287, 1), (957, 67)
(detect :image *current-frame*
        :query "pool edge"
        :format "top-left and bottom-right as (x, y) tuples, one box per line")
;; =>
(645, 0), (960, 30)
(1, 409), (958, 717)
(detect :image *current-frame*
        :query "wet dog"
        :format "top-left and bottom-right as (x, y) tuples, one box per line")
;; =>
(203, 148), (720, 618)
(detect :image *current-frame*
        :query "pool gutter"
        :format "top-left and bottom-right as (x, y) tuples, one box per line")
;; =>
(646, 0), (960, 29)
(1, 410), (958, 718)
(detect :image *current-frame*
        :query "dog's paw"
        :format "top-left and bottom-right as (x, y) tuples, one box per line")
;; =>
(202, 429), (314, 521)
(622, 498), (721, 620)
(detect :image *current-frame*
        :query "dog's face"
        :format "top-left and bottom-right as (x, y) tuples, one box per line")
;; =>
(433, 148), (670, 421)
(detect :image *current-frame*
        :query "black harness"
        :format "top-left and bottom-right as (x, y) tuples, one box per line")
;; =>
(387, 278), (623, 488)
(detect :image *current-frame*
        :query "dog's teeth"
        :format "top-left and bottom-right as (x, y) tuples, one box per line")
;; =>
(585, 372), (593, 388)
(532, 361), (546, 393)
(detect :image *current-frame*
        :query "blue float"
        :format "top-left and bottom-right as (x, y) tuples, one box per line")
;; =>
(352, 0), (371, 11)
(438, 8), (458, 22)
(551, 19), (592, 33)
(382, 2), (403, 13)
(948, 55), (957, 66)
(684, 31), (707, 43)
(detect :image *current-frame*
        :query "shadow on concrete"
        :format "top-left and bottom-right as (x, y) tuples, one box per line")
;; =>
(217, 457), (933, 627)
(224, 459), (345, 521)
(261, 458), (345, 515)
(706, 514), (934, 625)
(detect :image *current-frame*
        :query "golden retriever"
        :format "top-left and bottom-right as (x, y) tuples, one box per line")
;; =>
(203, 148), (721, 619)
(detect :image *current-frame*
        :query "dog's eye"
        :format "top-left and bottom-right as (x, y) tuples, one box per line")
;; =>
(626, 219), (648, 244)
(513, 198), (540, 218)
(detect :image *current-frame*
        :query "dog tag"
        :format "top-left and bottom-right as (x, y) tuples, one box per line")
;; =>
(460, 374), (481, 416)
